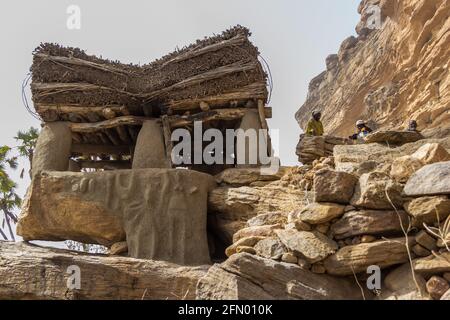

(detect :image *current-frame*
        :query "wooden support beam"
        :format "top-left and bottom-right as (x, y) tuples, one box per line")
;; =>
(71, 144), (131, 156)
(167, 83), (268, 112)
(104, 129), (121, 146)
(116, 126), (131, 144)
(68, 108), (271, 134)
(36, 104), (130, 122)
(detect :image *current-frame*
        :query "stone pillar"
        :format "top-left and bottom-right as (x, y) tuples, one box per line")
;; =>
(132, 120), (169, 169)
(32, 122), (72, 178)
(235, 109), (264, 168)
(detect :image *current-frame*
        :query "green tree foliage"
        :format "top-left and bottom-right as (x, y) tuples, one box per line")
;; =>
(0, 146), (21, 241)
(14, 127), (39, 178)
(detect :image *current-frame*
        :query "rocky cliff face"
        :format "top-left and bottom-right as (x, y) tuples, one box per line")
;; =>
(296, 0), (450, 138)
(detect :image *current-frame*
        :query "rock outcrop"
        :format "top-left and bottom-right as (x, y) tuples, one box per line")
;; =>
(196, 253), (363, 300)
(0, 242), (207, 300)
(296, 0), (450, 139)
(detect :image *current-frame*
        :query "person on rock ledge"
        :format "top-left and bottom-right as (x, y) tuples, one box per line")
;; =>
(407, 120), (420, 132)
(349, 120), (373, 140)
(305, 110), (324, 136)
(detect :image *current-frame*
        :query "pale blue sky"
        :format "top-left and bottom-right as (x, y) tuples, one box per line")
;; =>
(0, 0), (361, 214)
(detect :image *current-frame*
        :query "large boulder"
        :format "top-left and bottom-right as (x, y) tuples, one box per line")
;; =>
(254, 238), (287, 260)
(364, 130), (424, 145)
(314, 169), (358, 204)
(275, 229), (338, 263)
(390, 156), (424, 183)
(0, 242), (207, 300)
(324, 238), (414, 276)
(390, 143), (450, 183)
(294, 202), (345, 225)
(351, 172), (404, 210)
(17, 169), (215, 265)
(209, 184), (312, 243)
(331, 210), (409, 239)
(413, 252), (450, 275)
(404, 161), (450, 196)
(196, 253), (364, 300)
(333, 138), (450, 173)
(404, 196), (450, 227)
(381, 263), (430, 300)
(232, 225), (282, 243)
(214, 168), (286, 187)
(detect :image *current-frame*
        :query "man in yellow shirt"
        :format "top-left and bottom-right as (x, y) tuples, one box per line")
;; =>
(305, 111), (324, 136)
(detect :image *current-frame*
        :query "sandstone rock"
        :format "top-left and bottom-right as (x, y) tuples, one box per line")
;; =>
(351, 172), (404, 210)
(0, 242), (207, 300)
(296, 135), (351, 165)
(361, 235), (377, 243)
(390, 156), (424, 183)
(412, 244), (431, 258)
(225, 236), (265, 257)
(254, 238), (286, 260)
(236, 246), (256, 255)
(108, 241), (128, 256)
(324, 238), (414, 276)
(426, 276), (450, 300)
(276, 229), (338, 264)
(314, 169), (358, 204)
(296, 0), (450, 141)
(196, 253), (363, 300)
(311, 264), (326, 274)
(281, 253), (298, 264)
(404, 162), (450, 196)
(444, 273), (450, 282)
(246, 212), (287, 228)
(413, 252), (450, 274)
(404, 196), (450, 227)
(331, 210), (409, 240)
(297, 259), (311, 270)
(364, 130), (424, 145)
(382, 263), (430, 300)
(209, 184), (312, 243)
(214, 168), (285, 187)
(415, 231), (437, 251)
(390, 143), (450, 183)
(441, 289), (450, 300)
(412, 143), (450, 164)
(333, 138), (450, 174)
(315, 223), (330, 235)
(285, 219), (312, 232)
(232, 224), (282, 243)
(17, 169), (214, 265)
(295, 202), (345, 225)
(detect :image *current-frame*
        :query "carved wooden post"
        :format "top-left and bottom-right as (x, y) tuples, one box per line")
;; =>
(32, 122), (72, 178)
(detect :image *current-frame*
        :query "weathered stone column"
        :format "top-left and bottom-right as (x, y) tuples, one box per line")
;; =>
(32, 122), (72, 178)
(235, 109), (264, 168)
(132, 120), (170, 169)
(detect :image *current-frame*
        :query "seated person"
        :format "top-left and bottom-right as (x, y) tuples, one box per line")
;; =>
(305, 111), (324, 136)
(407, 120), (420, 132)
(349, 120), (373, 140)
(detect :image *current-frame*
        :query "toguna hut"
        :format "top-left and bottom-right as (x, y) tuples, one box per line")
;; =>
(17, 26), (274, 265)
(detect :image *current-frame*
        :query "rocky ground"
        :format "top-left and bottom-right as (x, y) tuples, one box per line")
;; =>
(202, 133), (450, 300)
(2, 133), (449, 300)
